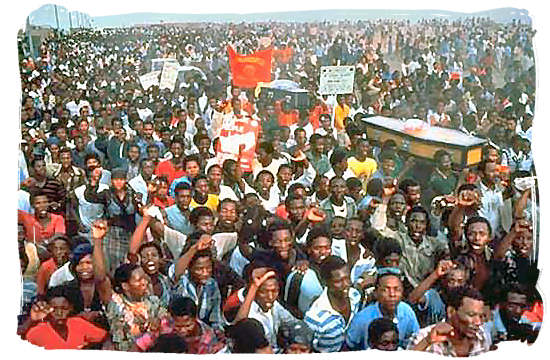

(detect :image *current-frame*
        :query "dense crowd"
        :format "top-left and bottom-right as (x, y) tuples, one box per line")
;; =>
(16, 16), (540, 354)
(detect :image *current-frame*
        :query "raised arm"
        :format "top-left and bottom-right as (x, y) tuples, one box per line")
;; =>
(91, 220), (113, 304)
(233, 270), (276, 323)
(129, 207), (153, 257)
(174, 234), (213, 282)
(408, 260), (454, 304)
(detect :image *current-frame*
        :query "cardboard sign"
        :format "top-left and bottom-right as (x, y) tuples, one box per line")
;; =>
(319, 65), (355, 95)
(159, 61), (180, 92)
(216, 114), (260, 173)
(139, 71), (161, 90)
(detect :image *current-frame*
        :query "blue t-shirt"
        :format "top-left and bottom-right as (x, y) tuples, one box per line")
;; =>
(346, 301), (420, 350)
(415, 288), (447, 327)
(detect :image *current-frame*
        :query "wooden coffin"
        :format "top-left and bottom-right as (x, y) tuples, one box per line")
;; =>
(362, 116), (487, 167)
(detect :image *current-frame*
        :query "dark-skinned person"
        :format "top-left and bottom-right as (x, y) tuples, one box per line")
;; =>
(304, 256), (363, 352)
(368, 318), (400, 351)
(284, 224), (332, 318)
(232, 266), (299, 352)
(36, 234), (72, 296)
(253, 169), (278, 213)
(325, 148), (356, 180)
(206, 163), (223, 197)
(408, 286), (492, 356)
(164, 182), (194, 236)
(219, 158), (255, 201)
(238, 218), (308, 289)
(84, 167), (143, 273)
(346, 272), (419, 350)
(91, 219), (170, 351)
(372, 190), (408, 239)
(47, 243), (108, 327)
(149, 176), (175, 209)
(408, 259), (471, 327)
(165, 295), (227, 354)
(18, 190), (66, 244)
(489, 218), (538, 298)
(320, 176), (358, 222)
(487, 283), (538, 344)
(190, 175), (219, 212)
(447, 183), (483, 253)
(19, 285), (108, 350)
(47, 146), (86, 196)
(277, 321), (315, 354)
(154, 136), (186, 186)
(454, 216), (494, 292)
(169, 154), (202, 197)
(128, 210), (174, 307)
(23, 157), (66, 216)
(428, 149), (459, 198)
(395, 206), (449, 293)
(347, 137), (378, 191)
(306, 133), (331, 176)
(285, 193), (326, 245)
(129, 158), (156, 204)
(172, 233), (225, 331)
(332, 217), (376, 286)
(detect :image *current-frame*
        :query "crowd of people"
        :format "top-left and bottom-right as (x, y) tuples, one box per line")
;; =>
(16, 15), (541, 354)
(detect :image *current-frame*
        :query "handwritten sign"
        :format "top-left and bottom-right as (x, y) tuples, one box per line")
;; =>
(159, 62), (179, 92)
(139, 71), (161, 91)
(319, 65), (355, 95)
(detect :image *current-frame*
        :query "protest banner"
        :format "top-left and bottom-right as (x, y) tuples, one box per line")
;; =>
(159, 61), (180, 92)
(319, 65), (355, 95)
(227, 45), (272, 88)
(216, 113), (261, 172)
(139, 71), (161, 91)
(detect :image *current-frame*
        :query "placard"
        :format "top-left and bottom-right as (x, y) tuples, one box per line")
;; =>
(138, 71), (161, 90)
(159, 61), (179, 91)
(319, 65), (355, 95)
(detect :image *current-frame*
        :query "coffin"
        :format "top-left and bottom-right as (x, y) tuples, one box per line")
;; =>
(362, 116), (487, 167)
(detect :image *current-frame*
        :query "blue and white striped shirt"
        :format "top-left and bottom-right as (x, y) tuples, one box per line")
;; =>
(304, 288), (362, 352)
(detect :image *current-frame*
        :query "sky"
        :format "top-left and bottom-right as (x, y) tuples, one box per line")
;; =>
(3, 1), (550, 360)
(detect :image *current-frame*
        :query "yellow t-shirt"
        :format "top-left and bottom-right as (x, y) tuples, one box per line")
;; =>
(190, 194), (220, 213)
(334, 104), (350, 131)
(347, 156), (378, 190)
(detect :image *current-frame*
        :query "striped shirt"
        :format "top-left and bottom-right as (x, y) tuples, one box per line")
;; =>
(304, 288), (362, 352)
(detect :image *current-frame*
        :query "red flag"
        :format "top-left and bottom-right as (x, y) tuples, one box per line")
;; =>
(227, 46), (272, 88)
(273, 47), (293, 64)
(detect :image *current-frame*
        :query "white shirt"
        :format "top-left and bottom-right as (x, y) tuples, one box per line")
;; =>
(324, 168), (356, 181)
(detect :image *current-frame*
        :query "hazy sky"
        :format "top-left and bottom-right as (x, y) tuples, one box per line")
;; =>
(19, 0), (528, 17)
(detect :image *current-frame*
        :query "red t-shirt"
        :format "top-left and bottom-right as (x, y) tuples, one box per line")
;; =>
(36, 258), (58, 295)
(154, 160), (186, 186)
(18, 210), (66, 243)
(25, 317), (107, 350)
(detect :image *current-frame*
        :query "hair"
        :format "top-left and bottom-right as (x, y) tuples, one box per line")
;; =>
(59, 146), (72, 155)
(84, 152), (100, 164)
(375, 272), (402, 288)
(183, 154), (201, 169)
(191, 174), (209, 188)
(147, 334), (188, 353)
(170, 136), (185, 147)
(330, 149), (348, 166)
(267, 217), (293, 235)
(346, 177), (363, 189)
(277, 163), (292, 174)
(189, 206), (214, 226)
(446, 286), (484, 310)
(168, 295), (198, 317)
(218, 198), (238, 212)
(366, 178), (384, 197)
(174, 182), (193, 195)
(319, 255), (348, 283)
(113, 263), (141, 294)
(434, 149), (451, 163)
(284, 193), (305, 210)
(405, 206), (431, 230)
(309, 133), (323, 144)
(193, 133), (210, 147)
(368, 318), (399, 347)
(398, 178), (419, 193)
(465, 216), (493, 237)
(457, 183), (477, 193)
(229, 318), (270, 353)
(258, 141), (274, 154)
(69, 243), (93, 271)
(372, 237), (401, 265)
(137, 241), (163, 258)
(306, 223), (332, 249)
(287, 182), (306, 196)
(207, 163), (222, 174)
(255, 169), (275, 184)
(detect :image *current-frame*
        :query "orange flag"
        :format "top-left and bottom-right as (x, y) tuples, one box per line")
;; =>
(274, 47), (293, 64)
(227, 46), (272, 88)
